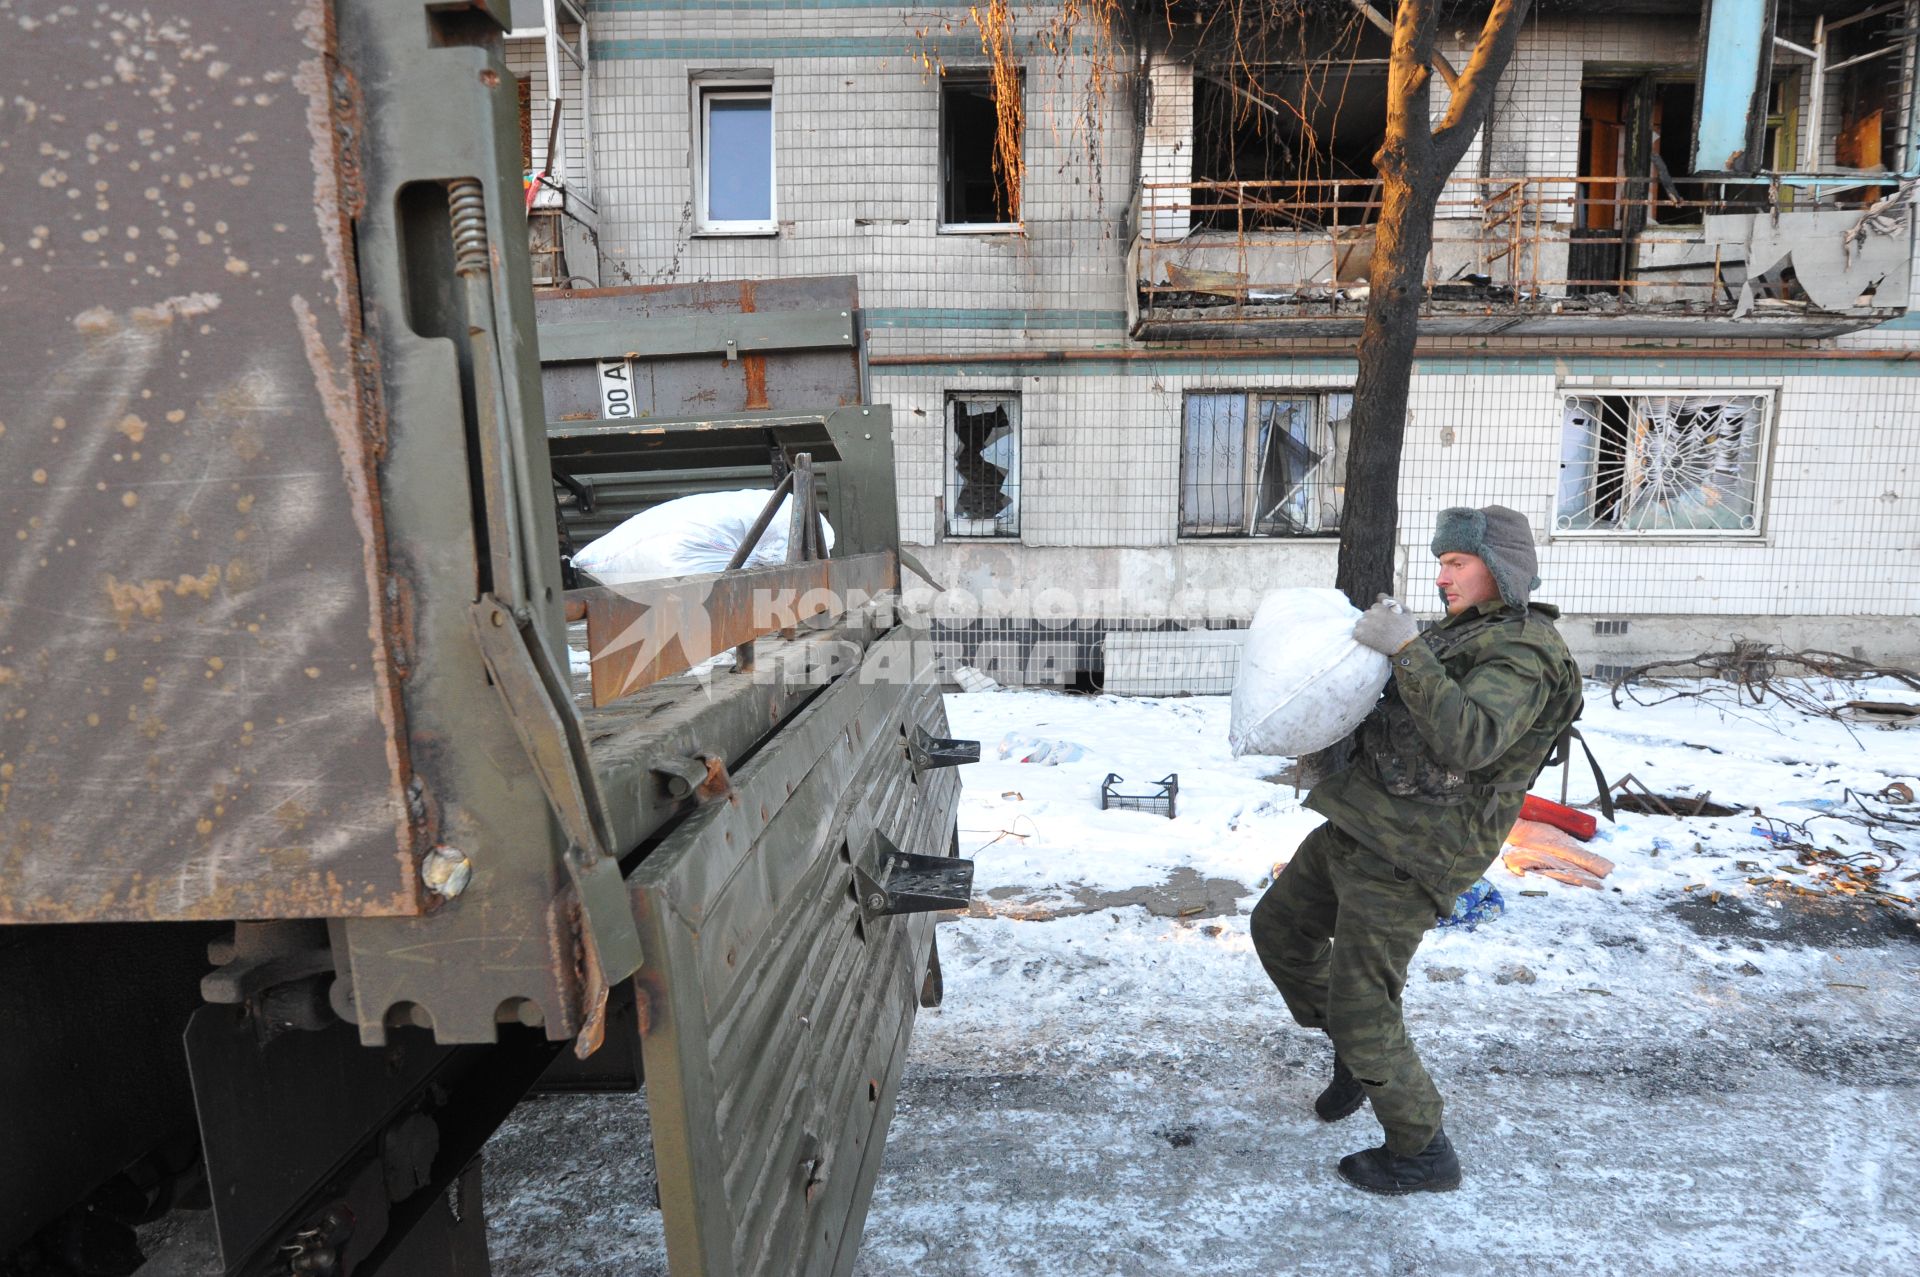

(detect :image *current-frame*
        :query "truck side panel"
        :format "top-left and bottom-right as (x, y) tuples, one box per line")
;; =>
(631, 636), (961, 1277)
(0, 0), (419, 922)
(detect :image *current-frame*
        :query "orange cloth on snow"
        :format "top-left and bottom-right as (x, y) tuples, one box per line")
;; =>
(1500, 818), (1616, 889)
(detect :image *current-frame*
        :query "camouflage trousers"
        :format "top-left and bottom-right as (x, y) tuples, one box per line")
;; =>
(1250, 821), (1445, 1155)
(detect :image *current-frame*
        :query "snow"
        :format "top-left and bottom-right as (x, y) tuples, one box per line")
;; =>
(850, 682), (1920, 1276)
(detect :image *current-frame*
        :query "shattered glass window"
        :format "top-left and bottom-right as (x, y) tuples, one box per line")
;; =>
(946, 394), (1020, 536)
(1556, 393), (1770, 535)
(1181, 391), (1349, 536)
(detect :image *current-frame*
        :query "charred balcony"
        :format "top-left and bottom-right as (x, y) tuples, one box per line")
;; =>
(1131, 173), (1915, 340)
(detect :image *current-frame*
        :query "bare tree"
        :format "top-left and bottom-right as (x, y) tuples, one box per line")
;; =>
(1336, 0), (1534, 606)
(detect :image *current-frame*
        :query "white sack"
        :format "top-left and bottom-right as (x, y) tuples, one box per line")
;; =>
(571, 489), (834, 585)
(1229, 587), (1391, 757)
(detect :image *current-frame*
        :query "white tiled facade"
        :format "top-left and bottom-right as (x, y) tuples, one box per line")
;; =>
(567, 1), (1920, 661)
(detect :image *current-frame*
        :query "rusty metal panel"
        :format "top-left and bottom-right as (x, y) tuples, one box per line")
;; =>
(329, 0), (601, 1047)
(0, 1), (421, 921)
(629, 635), (961, 1277)
(536, 278), (865, 423)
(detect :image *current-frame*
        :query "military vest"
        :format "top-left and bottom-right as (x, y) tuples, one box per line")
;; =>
(1358, 609), (1578, 816)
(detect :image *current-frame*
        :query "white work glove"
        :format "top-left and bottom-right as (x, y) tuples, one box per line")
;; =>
(1352, 594), (1420, 655)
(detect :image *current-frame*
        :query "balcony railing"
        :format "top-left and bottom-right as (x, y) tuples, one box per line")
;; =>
(1132, 174), (1914, 339)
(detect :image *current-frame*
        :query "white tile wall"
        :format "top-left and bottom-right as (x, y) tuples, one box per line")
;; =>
(879, 363), (1920, 617)
(585, 5), (1133, 318)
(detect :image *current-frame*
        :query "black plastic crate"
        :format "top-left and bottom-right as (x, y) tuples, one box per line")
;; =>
(1099, 772), (1178, 819)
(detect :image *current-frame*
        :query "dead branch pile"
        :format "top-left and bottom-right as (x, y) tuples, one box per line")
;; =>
(1747, 786), (1920, 913)
(1608, 642), (1920, 720)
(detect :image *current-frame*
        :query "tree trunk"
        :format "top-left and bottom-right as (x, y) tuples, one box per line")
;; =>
(1335, 172), (1441, 609)
(1332, 0), (1534, 611)
(1305, 0), (1532, 783)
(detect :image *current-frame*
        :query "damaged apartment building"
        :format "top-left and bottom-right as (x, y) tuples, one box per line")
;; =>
(519, 0), (1920, 688)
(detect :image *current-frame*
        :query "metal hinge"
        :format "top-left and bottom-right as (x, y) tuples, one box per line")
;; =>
(469, 595), (644, 1056)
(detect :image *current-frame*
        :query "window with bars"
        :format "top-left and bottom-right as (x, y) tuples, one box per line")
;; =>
(946, 393), (1020, 537)
(1180, 391), (1351, 537)
(1555, 392), (1772, 536)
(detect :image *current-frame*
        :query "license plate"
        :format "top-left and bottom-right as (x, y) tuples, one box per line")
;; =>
(598, 357), (636, 420)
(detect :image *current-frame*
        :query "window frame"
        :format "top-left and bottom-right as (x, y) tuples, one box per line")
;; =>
(691, 74), (777, 236)
(1178, 389), (1352, 540)
(944, 391), (1022, 539)
(937, 69), (1023, 235)
(1551, 388), (1776, 541)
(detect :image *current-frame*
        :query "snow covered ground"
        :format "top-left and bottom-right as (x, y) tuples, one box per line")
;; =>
(140, 679), (1920, 1275)
(844, 682), (1920, 1276)
(468, 679), (1920, 1277)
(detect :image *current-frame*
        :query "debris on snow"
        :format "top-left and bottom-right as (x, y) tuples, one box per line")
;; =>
(1502, 819), (1617, 888)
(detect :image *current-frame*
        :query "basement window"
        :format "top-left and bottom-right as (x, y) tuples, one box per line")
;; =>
(693, 77), (775, 234)
(941, 73), (1022, 230)
(946, 393), (1020, 537)
(1555, 392), (1772, 536)
(1180, 391), (1351, 537)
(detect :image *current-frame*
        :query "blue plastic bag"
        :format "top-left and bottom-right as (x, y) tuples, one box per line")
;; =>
(1435, 877), (1504, 931)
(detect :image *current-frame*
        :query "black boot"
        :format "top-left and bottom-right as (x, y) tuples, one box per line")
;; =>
(1314, 1054), (1366, 1123)
(1336, 1129), (1461, 1195)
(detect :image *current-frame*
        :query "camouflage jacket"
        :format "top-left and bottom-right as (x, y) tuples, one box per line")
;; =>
(1306, 598), (1584, 910)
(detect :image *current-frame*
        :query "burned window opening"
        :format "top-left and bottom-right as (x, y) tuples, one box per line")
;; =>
(1186, 8), (1391, 236)
(942, 76), (1020, 227)
(946, 394), (1020, 537)
(1571, 69), (1800, 295)
(1180, 391), (1350, 537)
(1191, 64), (1388, 232)
(1577, 77), (1713, 231)
(1830, 13), (1905, 206)
(1556, 393), (1770, 536)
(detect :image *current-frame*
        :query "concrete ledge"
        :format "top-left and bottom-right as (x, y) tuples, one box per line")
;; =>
(1562, 615), (1920, 674)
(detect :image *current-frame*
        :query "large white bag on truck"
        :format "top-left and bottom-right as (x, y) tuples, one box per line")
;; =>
(571, 489), (834, 585)
(1230, 587), (1392, 757)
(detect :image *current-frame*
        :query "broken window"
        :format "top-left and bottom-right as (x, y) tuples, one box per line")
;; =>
(1763, 75), (1800, 176)
(1190, 18), (1391, 232)
(946, 393), (1020, 537)
(1830, 11), (1906, 206)
(1180, 391), (1351, 537)
(941, 73), (1021, 228)
(1555, 393), (1771, 536)
(1577, 76), (1711, 231)
(693, 78), (775, 233)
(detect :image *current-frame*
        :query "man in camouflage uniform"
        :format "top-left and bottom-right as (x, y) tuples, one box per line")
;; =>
(1250, 505), (1584, 1194)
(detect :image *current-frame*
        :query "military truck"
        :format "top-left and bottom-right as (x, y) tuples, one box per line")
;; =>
(0, 4), (969, 1274)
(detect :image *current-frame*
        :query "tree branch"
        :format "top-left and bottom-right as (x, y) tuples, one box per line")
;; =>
(1431, 0), (1535, 172)
(1347, 0), (1458, 91)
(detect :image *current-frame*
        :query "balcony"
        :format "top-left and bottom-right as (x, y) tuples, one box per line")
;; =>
(1130, 175), (1914, 341)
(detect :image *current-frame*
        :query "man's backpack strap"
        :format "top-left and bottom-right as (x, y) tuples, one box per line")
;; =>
(1537, 723), (1615, 822)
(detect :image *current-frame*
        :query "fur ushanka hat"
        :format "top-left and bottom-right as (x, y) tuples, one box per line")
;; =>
(1431, 505), (1540, 608)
